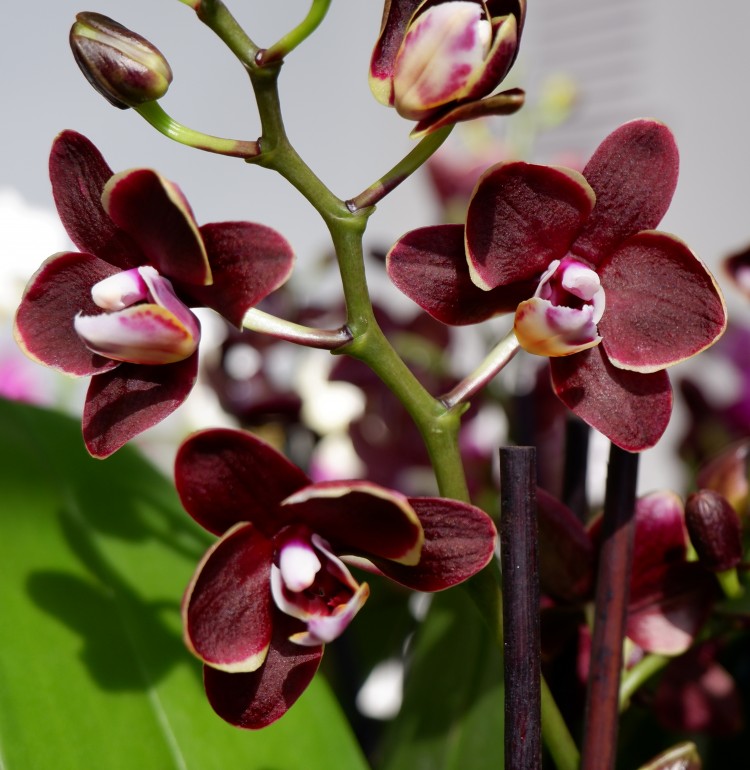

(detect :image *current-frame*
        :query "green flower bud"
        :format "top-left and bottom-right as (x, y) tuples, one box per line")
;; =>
(70, 12), (173, 109)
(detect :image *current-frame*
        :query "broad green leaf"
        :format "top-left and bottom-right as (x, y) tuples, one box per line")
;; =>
(0, 398), (370, 770)
(377, 587), (504, 770)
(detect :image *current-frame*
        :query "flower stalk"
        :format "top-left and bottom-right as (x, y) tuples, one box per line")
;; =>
(135, 101), (260, 157)
(257, 0), (333, 65)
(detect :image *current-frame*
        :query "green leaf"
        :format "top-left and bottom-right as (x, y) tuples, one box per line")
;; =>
(0, 398), (369, 770)
(377, 587), (504, 770)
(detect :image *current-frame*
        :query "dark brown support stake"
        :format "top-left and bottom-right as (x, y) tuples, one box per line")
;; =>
(500, 446), (541, 770)
(580, 443), (640, 770)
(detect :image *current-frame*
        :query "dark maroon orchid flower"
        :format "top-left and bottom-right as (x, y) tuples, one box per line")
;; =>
(176, 428), (497, 728)
(387, 119), (727, 450)
(14, 130), (294, 457)
(369, 0), (526, 137)
(539, 489), (718, 655)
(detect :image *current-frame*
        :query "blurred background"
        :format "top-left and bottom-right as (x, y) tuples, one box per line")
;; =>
(2, 0), (750, 493)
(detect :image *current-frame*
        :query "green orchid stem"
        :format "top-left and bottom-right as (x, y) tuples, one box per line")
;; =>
(541, 677), (581, 770)
(347, 124), (453, 212)
(242, 308), (352, 349)
(619, 654), (670, 711)
(195, 0), (259, 67)
(198, 13), (576, 767)
(717, 567), (744, 599)
(257, 0), (333, 65)
(135, 102), (259, 158)
(441, 327), (520, 409)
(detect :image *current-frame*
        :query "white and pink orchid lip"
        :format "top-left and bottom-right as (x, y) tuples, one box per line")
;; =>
(74, 265), (200, 365)
(392, 1), (492, 120)
(515, 257), (605, 357)
(271, 532), (370, 647)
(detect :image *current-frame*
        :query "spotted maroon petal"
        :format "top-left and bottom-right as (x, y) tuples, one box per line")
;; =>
(280, 481), (424, 566)
(175, 428), (310, 537)
(386, 224), (533, 324)
(412, 87), (525, 138)
(183, 523), (274, 672)
(550, 346), (672, 451)
(365, 496), (497, 591)
(203, 611), (323, 729)
(82, 353), (198, 458)
(49, 130), (143, 269)
(572, 119), (679, 266)
(599, 231), (726, 372)
(103, 169), (211, 286)
(180, 222), (294, 327)
(466, 162), (595, 290)
(14, 252), (120, 376)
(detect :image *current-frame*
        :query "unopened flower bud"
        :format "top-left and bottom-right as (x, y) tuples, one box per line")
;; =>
(70, 12), (173, 109)
(685, 490), (742, 572)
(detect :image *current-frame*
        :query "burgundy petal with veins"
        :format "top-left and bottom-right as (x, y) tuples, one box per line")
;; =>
(203, 612), (323, 730)
(183, 523), (274, 672)
(185, 221), (295, 327)
(175, 428), (310, 537)
(466, 162), (595, 289)
(598, 231), (726, 372)
(14, 252), (120, 376)
(572, 120), (679, 266)
(550, 346), (672, 452)
(365, 496), (497, 591)
(103, 168), (211, 286)
(82, 353), (198, 458)
(280, 481), (424, 565)
(386, 223), (532, 324)
(49, 130), (143, 268)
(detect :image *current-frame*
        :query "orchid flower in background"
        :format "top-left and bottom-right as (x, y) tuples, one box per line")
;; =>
(387, 119), (727, 450)
(369, 0), (526, 136)
(14, 131), (294, 458)
(175, 428), (497, 728)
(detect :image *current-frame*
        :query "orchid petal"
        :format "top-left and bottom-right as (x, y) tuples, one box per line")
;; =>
(203, 611), (323, 729)
(280, 480), (424, 566)
(393, 2), (492, 120)
(175, 428), (310, 536)
(103, 168), (211, 285)
(550, 346), (672, 451)
(466, 162), (595, 290)
(572, 119), (679, 266)
(386, 223), (533, 323)
(365, 496), (496, 591)
(49, 130), (143, 269)
(90, 267), (149, 310)
(183, 523), (274, 672)
(74, 302), (199, 365)
(411, 86), (524, 138)
(460, 11), (518, 101)
(598, 231), (726, 373)
(514, 297), (601, 357)
(82, 353), (198, 457)
(14, 252), (120, 377)
(627, 562), (716, 655)
(369, 0), (424, 105)
(183, 222), (295, 328)
(290, 582), (370, 646)
(278, 538), (322, 592)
